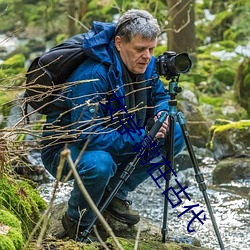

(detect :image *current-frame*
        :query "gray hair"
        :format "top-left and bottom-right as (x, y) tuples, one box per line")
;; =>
(115, 9), (160, 43)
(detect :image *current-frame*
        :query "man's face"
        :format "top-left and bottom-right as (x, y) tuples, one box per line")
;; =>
(115, 35), (157, 74)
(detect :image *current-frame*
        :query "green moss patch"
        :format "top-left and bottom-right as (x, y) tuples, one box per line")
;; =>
(0, 174), (47, 239)
(0, 209), (24, 250)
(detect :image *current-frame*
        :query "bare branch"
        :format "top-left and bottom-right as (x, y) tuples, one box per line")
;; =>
(63, 148), (124, 250)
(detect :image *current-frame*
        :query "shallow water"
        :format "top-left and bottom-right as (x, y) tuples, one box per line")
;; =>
(38, 157), (250, 250)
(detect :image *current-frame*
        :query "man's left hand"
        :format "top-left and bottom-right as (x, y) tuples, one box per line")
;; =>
(154, 112), (169, 139)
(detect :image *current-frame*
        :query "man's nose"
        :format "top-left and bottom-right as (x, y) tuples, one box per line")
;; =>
(142, 49), (151, 59)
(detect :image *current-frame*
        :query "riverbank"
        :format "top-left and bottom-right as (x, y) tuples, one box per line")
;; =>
(38, 153), (250, 250)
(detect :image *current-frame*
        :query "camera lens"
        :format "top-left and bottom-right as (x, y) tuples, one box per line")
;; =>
(174, 53), (192, 73)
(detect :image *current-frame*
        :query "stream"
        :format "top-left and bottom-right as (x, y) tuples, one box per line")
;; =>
(38, 154), (250, 250)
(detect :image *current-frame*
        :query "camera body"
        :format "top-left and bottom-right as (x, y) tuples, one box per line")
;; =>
(156, 51), (192, 79)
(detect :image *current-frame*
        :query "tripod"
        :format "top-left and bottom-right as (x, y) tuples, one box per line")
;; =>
(82, 77), (225, 250)
(162, 76), (225, 249)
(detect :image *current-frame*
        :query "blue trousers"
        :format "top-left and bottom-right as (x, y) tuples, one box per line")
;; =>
(41, 123), (185, 226)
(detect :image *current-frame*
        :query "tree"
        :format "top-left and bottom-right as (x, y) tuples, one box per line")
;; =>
(166, 0), (196, 62)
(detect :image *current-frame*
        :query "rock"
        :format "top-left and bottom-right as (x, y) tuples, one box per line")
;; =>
(181, 89), (199, 105)
(221, 105), (237, 116)
(209, 120), (250, 160)
(44, 202), (212, 250)
(213, 157), (250, 184)
(179, 100), (211, 148)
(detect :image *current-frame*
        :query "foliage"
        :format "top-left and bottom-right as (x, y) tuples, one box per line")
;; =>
(213, 67), (235, 86)
(0, 54), (26, 88)
(197, 0), (250, 46)
(234, 57), (250, 115)
(198, 90), (248, 122)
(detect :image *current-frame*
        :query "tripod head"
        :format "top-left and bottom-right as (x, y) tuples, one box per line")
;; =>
(168, 76), (182, 100)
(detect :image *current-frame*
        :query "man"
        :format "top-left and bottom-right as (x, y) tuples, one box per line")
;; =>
(41, 9), (185, 241)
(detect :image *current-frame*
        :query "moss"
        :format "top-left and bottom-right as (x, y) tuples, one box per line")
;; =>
(166, 242), (183, 250)
(0, 209), (21, 229)
(0, 209), (24, 249)
(0, 235), (16, 250)
(212, 120), (250, 133)
(199, 95), (224, 107)
(106, 237), (208, 250)
(213, 67), (235, 86)
(217, 40), (237, 51)
(0, 54), (26, 86)
(7, 228), (24, 249)
(1, 54), (25, 69)
(0, 174), (47, 239)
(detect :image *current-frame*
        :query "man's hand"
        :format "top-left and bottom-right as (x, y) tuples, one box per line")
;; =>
(154, 111), (169, 139)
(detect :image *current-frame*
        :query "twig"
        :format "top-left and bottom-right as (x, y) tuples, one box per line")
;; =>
(22, 154), (65, 249)
(68, 14), (89, 31)
(61, 148), (124, 250)
(134, 220), (142, 250)
(93, 225), (110, 250)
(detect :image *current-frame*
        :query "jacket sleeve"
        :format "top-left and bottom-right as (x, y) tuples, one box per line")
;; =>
(65, 61), (146, 155)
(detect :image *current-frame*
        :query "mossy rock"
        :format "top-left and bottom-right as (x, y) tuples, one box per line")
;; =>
(0, 174), (47, 239)
(0, 209), (24, 250)
(209, 120), (250, 160)
(179, 100), (210, 148)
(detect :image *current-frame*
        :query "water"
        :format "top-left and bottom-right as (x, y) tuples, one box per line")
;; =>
(38, 156), (250, 250)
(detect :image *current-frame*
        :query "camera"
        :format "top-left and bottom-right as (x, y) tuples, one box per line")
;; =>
(156, 51), (192, 79)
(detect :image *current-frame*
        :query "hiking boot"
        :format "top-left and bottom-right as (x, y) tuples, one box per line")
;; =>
(105, 196), (140, 225)
(61, 213), (97, 243)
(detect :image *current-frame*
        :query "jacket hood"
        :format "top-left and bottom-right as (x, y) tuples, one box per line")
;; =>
(82, 21), (116, 65)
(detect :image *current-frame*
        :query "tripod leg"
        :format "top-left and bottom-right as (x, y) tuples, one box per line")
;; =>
(81, 112), (169, 241)
(177, 112), (225, 250)
(162, 114), (175, 243)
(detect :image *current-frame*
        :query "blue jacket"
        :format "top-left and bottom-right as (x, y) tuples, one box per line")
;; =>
(44, 21), (170, 156)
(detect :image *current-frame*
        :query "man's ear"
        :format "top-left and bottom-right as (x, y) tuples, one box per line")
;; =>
(115, 36), (122, 51)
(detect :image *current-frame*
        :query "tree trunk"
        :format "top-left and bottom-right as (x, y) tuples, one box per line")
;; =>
(167, 0), (196, 63)
(78, 0), (88, 20)
(67, 0), (77, 36)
